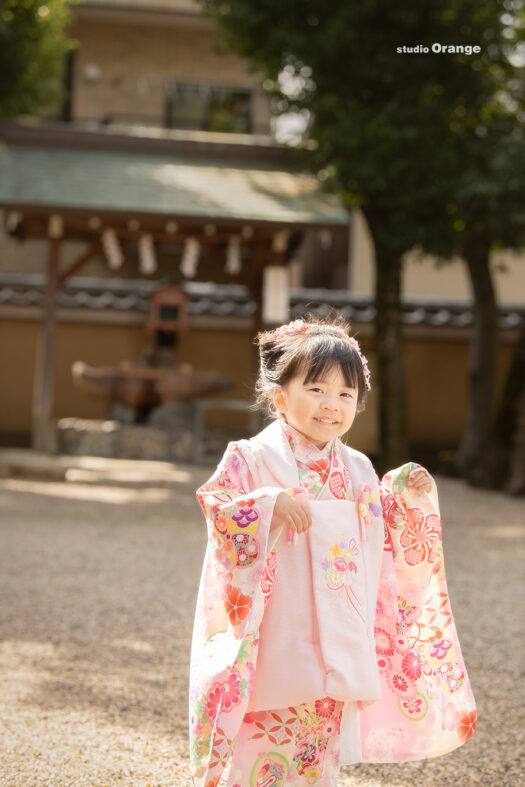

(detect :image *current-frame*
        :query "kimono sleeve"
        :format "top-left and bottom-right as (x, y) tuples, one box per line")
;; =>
(379, 461), (442, 623)
(195, 441), (285, 640)
(358, 462), (477, 761)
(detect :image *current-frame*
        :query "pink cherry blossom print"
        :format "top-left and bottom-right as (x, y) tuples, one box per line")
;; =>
(364, 728), (395, 760)
(442, 701), (460, 731)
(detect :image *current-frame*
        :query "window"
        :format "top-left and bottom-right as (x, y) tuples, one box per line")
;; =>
(165, 82), (253, 133)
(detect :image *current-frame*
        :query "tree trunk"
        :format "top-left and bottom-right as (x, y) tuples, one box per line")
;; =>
(455, 249), (497, 482)
(508, 387), (525, 495)
(32, 236), (60, 453)
(481, 318), (525, 491)
(375, 254), (408, 473)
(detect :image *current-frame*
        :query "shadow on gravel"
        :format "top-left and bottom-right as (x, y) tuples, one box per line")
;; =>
(0, 471), (523, 786)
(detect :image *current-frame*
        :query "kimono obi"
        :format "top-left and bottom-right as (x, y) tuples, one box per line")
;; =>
(248, 494), (381, 711)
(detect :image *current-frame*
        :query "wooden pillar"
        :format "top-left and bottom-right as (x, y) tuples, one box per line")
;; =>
(32, 236), (60, 452)
(252, 243), (266, 334)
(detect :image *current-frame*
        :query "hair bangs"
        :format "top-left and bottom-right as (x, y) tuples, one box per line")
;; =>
(299, 335), (362, 391)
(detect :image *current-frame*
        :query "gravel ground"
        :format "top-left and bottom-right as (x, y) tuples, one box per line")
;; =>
(0, 458), (523, 786)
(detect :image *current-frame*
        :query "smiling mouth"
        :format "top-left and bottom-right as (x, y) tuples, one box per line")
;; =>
(314, 417), (339, 425)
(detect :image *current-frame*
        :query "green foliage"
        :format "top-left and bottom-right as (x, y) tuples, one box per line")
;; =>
(201, 0), (525, 258)
(0, 0), (78, 117)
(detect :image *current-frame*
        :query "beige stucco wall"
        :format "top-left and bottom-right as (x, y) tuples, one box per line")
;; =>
(0, 317), (258, 439)
(350, 209), (525, 306)
(0, 313), (515, 458)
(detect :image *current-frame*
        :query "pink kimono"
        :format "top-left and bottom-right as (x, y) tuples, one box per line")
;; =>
(189, 418), (477, 786)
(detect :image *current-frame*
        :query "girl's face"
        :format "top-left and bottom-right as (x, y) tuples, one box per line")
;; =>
(272, 365), (358, 449)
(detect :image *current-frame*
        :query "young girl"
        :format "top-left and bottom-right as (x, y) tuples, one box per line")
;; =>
(189, 316), (476, 787)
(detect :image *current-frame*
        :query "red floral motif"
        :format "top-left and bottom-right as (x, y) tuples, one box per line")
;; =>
(214, 513), (228, 535)
(205, 670), (242, 722)
(375, 627), (395, 656)
(388, 669), (416, 697)
(399, 508), (440, 566)
(457, 710), (477, 742)
(216, 470), (232, 489)
(307, 458), (330, 486)
(224, 586), (252, 626)
(402, 696), (424, 715)
(315, 697), (336, 718)
(401, 651), (423, 681)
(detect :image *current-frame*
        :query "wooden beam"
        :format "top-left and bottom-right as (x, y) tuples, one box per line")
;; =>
(31, 237), (60, 452)
(58, 241), (103, 285)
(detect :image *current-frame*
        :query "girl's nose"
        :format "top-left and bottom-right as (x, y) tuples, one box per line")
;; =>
(322, 396), (339, 411)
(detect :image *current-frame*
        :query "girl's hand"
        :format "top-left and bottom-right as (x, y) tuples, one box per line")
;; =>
(271, 490), (312, 537)
(408, 467), (433, 495)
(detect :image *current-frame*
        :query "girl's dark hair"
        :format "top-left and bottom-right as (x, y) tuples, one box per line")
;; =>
(252, 311), (369, 420)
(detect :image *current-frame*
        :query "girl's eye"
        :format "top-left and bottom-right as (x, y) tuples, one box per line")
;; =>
(341, 392), (355, 398)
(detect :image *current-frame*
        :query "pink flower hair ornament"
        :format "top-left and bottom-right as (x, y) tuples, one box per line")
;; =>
(271, 319), (371, 391)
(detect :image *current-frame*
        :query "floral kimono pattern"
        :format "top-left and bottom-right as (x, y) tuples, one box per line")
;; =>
(189, 419), (477, 786)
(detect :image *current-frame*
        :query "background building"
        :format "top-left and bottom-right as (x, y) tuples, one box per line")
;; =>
(0, 0), (523, 462)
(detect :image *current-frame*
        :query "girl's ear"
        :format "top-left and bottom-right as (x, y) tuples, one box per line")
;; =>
(273, 387), (286, 414)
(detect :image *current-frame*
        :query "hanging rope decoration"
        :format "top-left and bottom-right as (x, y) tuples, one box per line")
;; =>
(6, 211), (22, 233)
(138, 233), (157, 275)
(101, 228), (123, 269)
(272, 229), (290, 253)
(48, 214), (64, 239)
(225, 234), (242, 274)
(180, 236), (200, 278)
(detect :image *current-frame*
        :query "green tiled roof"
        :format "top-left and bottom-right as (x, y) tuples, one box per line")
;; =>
(0, 144), (349, 226)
